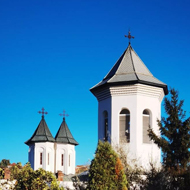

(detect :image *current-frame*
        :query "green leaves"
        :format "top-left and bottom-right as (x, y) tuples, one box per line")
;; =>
(0, 159), (10, 168)
(148, 88), (190, 171)
(87, 141), (128, 190)
(12, 163), (64, 190)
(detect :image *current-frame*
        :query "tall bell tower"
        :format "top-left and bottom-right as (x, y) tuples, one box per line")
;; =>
(90, 34), (168, 168)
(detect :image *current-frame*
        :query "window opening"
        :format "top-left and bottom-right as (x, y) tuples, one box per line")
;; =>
(120, 109), (130, 143)
(40, 153), (42, 165)
(143, 109), (151, 144)
(61, 154), (64, 166)
(48, 153), (49, 165)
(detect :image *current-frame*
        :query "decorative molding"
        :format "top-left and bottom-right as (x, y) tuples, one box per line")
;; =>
(95, 84), (165, 101)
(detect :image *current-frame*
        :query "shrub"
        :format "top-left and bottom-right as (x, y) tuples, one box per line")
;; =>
(13, 163), (64, 190)
(87, 141), (128, 190)
(0, 168), (4, 179)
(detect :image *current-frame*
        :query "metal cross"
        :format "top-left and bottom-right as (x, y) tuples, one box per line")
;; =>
(124, 30), (134, 44)
(38, 107), (48, 117)
(59, 110), (69, 120)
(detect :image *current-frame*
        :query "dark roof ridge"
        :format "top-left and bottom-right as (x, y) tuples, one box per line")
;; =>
(42, 116), (47, 141)
(55, 118), (78, 146)
(103, 49), (127, 81)
(129, 45), (139, 81)
(25, 116), (55, 145)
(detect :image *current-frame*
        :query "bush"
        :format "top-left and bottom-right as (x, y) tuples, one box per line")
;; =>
(13, 163), (64, 190)
(0, 168), (4, 179)
(87, 141), (128, 190)
(0, 159), (10, 168)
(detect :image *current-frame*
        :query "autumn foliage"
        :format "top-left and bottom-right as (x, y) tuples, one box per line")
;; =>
(87, 141), (127, 190)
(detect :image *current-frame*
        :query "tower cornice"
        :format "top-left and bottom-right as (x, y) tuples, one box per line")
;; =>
(93, 84), (165, 102)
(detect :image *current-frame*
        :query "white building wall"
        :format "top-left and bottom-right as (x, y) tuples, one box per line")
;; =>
(28, 144), (34, 169)
(135, 93), (161, 168)
(111, 94), (138, 160)
(97, 84), (164, 170)
(55, 143), (76, 175)
(46, 146), (54, 172)
(98, 97), (111, 141)
(30, 142), (55, 173)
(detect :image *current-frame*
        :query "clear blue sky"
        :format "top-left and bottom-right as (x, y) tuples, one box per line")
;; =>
(0, 0), (190, 166)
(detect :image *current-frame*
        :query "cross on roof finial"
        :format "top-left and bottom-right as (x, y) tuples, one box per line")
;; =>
(38, 107), (48, 117)
(124, 30), (134, 44)
(59, 110), (69, 120)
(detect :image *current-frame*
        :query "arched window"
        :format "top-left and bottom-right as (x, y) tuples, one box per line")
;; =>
(103, 111), (108, 141)
(47, 147), (52, 166)
(40, 152), (43, 165)
(69, 154), (71, 167)
(38, 147), (44, 167)
(48, 153), (50, 165)
(119, 109), (130, 143)
(61, 154), (64, 166)
(143, 109), (151, 144)
(59, 149), (65, 169)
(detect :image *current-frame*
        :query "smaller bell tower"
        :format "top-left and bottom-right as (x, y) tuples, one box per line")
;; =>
(90, 34), (168, 169)
(25, 108), (55, 173)
(54, 110), (78, 175)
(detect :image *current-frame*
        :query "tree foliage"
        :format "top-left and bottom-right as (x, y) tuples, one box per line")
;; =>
(0, 159), (10, 168)
(140, 163), (190, 190)
(148, 88), (190, 171)
(87, 140), (128, 190)
(0, 168), (4, 179)
(12, 163), (64, 190)
(142, 163), (170, 190)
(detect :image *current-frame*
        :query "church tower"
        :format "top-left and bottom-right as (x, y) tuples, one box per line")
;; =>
(90, 37), (168, 168)
(54, 113), (78, 175)
(25, 108), (55, 173)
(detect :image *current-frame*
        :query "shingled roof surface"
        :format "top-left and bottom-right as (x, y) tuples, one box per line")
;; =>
(25, 116), (55, 145)
(90, 43), (168, 95)
(55, 118), (78, 146)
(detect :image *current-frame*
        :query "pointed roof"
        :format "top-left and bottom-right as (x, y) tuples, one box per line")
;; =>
(55, 118), (78, 146)
(25, 116), (55, 145)
(90, 43), (168, 95)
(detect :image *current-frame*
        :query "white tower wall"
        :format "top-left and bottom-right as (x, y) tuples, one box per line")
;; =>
(28, 142), (55, 173)
(55, 143), (76, 175)
(97, 84), (164, 169)
(28, 144), (34, 169)
(98, 97), (111, 141)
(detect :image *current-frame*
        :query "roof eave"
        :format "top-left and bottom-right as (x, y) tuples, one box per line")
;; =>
(90, 80), (168, 96)
(56, 140), (79, 146)
(25, 139), (55, 146)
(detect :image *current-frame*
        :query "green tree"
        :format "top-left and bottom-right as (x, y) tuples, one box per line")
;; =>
(10, 163), (20, 180)
(14, 163), (64, 190)
(87, 140), (128, 190)
(148, 88), (190, 171)
(142, 163), (170, 190)
(0, 168), (4, 179)
(0, 159), (10, 168)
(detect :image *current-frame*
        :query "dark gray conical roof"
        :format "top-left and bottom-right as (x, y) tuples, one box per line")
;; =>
(90, 43), (168, 95)
(55, 118), (78, 146)
(25, 116), (55, 145)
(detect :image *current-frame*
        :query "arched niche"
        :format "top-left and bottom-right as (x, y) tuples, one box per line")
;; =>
(142, 109), (151, 144)
(119, 108), (130, 143)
